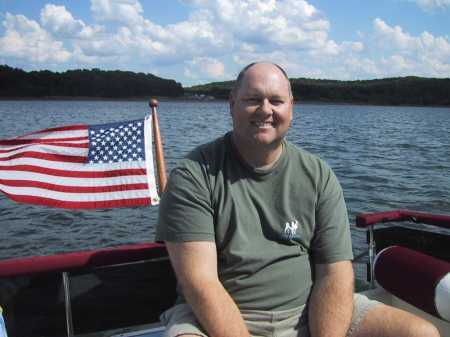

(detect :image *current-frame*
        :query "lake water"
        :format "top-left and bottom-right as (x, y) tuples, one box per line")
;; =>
(1, 100), (449, 263)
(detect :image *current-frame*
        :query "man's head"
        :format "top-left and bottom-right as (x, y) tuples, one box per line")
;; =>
(229, 62), (294, 159)
(231, 62), (293, 99)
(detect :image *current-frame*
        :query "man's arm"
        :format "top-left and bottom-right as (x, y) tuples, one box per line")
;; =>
(166, 241), (250, 337)
(308, 260), (354, 337)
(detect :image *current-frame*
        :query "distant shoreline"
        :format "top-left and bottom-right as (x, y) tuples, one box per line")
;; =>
(1, 96), (449, 108)
(2, 65), (449, 107)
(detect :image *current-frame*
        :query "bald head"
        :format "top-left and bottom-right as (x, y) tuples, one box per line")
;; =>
(231, 62), (293, 99)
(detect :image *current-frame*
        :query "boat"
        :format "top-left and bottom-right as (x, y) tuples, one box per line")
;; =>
(0, 208), (448, 337)
(0, 101), (449, 336)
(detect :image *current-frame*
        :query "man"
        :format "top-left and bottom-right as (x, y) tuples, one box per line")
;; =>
(156, 62), (439, 337)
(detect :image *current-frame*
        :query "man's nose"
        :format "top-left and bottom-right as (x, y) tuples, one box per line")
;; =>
(259, 98), (272, 115)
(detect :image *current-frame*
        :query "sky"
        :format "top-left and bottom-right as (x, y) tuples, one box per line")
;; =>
(0, 0), (449, 86)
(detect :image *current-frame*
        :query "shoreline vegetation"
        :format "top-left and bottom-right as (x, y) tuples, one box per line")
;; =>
(1, 65), (449, 106)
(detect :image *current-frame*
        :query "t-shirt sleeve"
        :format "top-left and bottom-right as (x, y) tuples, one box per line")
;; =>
(311, 164), (353, 264)
(155, 162), (215, 243)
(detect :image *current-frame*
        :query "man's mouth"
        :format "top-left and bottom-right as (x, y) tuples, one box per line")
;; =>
(252, 121), (273, 128)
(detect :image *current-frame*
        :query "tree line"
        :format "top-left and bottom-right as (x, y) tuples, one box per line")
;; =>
(187, 77), (450, 106)
(0, 65), (183, 98)
(2, 65), (449, 106)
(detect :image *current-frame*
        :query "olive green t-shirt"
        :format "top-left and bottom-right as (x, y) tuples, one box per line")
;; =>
(156, 133), (353, 311)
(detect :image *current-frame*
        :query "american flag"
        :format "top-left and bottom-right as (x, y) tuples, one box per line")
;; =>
(0, 116), (159, 209)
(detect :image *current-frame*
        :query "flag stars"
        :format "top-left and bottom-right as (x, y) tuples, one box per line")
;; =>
(88, 120), (146, 164)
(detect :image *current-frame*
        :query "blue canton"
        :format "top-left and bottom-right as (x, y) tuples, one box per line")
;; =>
(87, 120), (145, 164)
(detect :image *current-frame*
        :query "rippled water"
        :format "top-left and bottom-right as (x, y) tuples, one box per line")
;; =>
(1, 100), (449, 261)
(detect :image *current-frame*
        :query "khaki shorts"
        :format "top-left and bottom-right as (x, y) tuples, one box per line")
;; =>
(160, 293), (380, 337)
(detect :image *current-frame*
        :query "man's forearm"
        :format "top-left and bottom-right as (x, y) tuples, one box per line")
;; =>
(166, 241), (250, 337)
(308, 262), (354, 337)
(183, 279), (250, 337)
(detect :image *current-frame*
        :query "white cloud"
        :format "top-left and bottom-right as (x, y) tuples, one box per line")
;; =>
(369, 18), (450, 77)
(381, 55), (415, 73)
(41, 4), (84, 37)
(185, 57), (225, 80)
(414, 0), (450, 11)
(0, 13), (70, 63)
(0, 0), (358, 80)
(373, 18), (450, 69)
(206, 0), (332, 51)
(373, 18), (418, 51)
(40, 4), (102, 40)
(0, 0), (448, 83)
(91, 0), (144, 26)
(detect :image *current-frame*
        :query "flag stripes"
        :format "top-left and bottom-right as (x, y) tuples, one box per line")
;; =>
(0, 117), (159, 209)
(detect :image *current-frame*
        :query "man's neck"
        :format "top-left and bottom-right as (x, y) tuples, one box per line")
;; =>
(231, 134), (284, 169)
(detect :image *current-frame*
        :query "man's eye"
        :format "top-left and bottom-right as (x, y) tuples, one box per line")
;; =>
(245, 98), (259, 103)
(271, 99), (284, 105)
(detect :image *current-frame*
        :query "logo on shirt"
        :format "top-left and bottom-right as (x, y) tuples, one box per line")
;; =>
(281, 220), (299, 240)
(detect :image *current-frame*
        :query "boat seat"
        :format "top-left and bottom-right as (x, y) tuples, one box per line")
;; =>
(374, 245), (450, 322)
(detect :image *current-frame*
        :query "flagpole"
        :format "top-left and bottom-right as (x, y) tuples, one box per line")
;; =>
(149, 98), (167, 193)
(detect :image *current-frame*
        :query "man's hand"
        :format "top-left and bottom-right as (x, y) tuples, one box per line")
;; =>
(166, 241), (251, 337)
(308, 260), (354, 337)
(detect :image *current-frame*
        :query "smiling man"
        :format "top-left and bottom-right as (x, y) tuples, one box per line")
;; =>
(156, 62), (439, 337)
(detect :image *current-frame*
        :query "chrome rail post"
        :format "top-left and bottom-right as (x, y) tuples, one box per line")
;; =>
(62, 272), (74, 337)
(368, 225), (376, 288)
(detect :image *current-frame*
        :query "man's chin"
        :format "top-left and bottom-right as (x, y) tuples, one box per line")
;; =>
(252, 135), (282, 148)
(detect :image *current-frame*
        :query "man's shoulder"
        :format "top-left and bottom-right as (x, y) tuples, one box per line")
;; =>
(172, 133), (230, 177)
(185, 133), (229, 162)
(285, 140), (330, 170)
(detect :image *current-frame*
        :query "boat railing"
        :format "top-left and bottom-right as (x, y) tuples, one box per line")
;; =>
(354, 209), (450, 288)
(0, 242), (168, 279)
(356, 209), (450, 229)
(0, 242), (174, 337)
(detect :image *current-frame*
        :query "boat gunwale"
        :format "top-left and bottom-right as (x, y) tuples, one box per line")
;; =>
(0, 242), (167, 278)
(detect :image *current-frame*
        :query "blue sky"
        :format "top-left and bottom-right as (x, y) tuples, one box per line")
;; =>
(0, 0), (449, 86)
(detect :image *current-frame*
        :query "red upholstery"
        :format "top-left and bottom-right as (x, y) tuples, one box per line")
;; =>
(356, 210), (450, 229)
(0, 242), (167, 277)
(375, 246), (450, 320)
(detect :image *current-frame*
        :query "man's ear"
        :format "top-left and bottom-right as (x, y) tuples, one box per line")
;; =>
(229, 92), (235, 113)
(229, 93), (234, 106)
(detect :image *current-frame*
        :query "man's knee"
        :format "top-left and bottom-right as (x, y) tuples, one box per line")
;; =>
(352, 303), (441, 337)
(409, 320), (440, 337)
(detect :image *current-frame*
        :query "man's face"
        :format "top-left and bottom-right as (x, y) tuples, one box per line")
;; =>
(230, 63), (293, 151)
